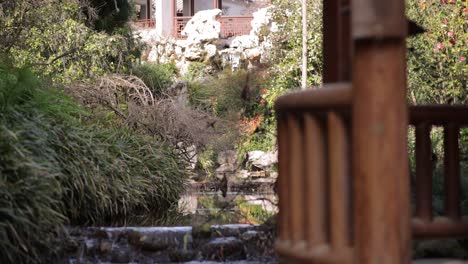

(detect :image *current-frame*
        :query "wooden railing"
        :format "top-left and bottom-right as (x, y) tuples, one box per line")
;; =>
(275, 88), (468, 263)
(219, 16), (253, 38)
(410, 106), (468, 239)
(132, 19), (156, 29)
(174, 16), (253, 39)
(275, 83), (353, 264)
(174, 16), (192, 39)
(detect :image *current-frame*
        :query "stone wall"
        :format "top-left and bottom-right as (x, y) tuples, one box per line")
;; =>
(137, 7), (277, 74)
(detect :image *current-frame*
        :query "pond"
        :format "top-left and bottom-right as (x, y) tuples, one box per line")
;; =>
(178, 180), (278, 226)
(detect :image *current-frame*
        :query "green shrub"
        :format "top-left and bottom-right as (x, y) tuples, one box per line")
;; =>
(185, 62), (208, 81)
(188, 69), (262, 118)
(0, 63), (187, 263)
(132, 63), (177, 96)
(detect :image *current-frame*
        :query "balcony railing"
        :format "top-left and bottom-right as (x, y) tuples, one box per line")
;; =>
(132, 19), (156, 29)
(174, 16), (253, 39)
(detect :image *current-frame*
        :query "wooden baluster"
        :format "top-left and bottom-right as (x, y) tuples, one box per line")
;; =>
(444, 124), (461, 220)
(303, 114), (327, 248)
(328, 112), (351, 249)
(415, 123), (433, 221)
(288, 115), (306, 245)
(277, 115), (290, 242)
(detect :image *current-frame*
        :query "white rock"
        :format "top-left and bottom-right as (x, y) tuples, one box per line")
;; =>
(217, 150), (237, 167)
(182, 9), (222, 43)
(204, 44), (218, 59)
(247, 150), (278, 169)
(237, 170), (249, 179)
(246, 48), (261, 60)
(250, 7), (273, 36)
(147, 47), (159, 62)
(230, 35), (258, 49)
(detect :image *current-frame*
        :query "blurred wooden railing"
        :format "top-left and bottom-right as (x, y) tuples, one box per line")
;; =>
(275, 88), (468, 263)
(132, 19), (156, 29)
(410, 106), (468, 239)
(174, 16), (253, 39)
(275, 83), (353, 264)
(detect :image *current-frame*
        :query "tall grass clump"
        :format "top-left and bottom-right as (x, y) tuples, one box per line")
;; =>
(132, 63), (177, 96)
(0, 63), (187, 263)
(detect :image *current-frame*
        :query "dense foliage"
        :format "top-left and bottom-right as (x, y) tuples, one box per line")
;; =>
(0, 0), (140, 83)
(0, 63), (186, 263)
(407, 0), (467, 104)
(265, 0), (323, 101)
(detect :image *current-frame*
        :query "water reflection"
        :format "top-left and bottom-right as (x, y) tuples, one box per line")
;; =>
(178, 185), (277, 225)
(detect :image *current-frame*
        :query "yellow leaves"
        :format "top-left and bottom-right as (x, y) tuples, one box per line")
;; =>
(419, 0), (426, 9)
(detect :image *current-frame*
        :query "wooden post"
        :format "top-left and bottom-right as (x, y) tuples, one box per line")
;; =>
(147, 0), (152, 19)
(301, 0), (307, 89)
(352, 0), (411, 263)
(323, 0), (351, 83)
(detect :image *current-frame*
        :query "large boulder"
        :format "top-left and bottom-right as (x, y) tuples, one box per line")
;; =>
(230, 35), (258, 49)
(250, 7), (274, 36)
(182, 9), (222, 44)
(247, 150), (278, 170)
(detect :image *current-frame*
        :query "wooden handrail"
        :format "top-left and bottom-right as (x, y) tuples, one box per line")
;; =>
(410, 105), (468, 125)
(275, 82), (352, 111)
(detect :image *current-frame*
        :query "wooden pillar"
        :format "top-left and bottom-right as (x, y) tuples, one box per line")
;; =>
(147, 0), (151, 19)
(190, 0), (194, 15)
(323, 0), (351, 83)
(352, 0), (411, 263)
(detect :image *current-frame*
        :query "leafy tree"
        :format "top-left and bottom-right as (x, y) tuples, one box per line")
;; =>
(264, 0), (323, 103)
(407, 0), (467, 104)
(88, 0), (135, 32)
(0, 0), (140, 83)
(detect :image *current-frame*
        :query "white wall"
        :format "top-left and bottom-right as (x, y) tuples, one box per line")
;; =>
(154, 0), (173, 37)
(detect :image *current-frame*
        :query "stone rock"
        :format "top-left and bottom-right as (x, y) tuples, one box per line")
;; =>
(230, 35), (258, 49)
(185, 45), (204, 61)
(241, 230), (261, 241)
(174, 45), (184, 58)
(237, 169), (249, 179)
(157, 44), (165, 56)
(126, 230), (142, 246)
(246, 48), (262, 60)
(110, 249), (131, 263)
(63, 238), (80, 253)
(99, 241), (112, 254)
(250, 7), (273, 36)
(138, 234), (172, 251)
(215, 163), (236, 175)
(169, 249), (198, 262)
(217, 150), (237, 167)
(167, 81), (189, 105)
(147, 47), (159, 62)
(205, 44), (218, 59)
(247, 150), (278, 170)
(192, 223), (212, 239)
(201, 237), (245, 261)
(92, 229), (109, 239)
(182, 9), (222, 43)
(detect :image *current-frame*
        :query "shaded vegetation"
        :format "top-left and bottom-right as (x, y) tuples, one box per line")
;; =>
(0, 63), (187, 263)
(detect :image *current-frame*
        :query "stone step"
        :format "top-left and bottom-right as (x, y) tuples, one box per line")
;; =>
(57, 224), (276, 264)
